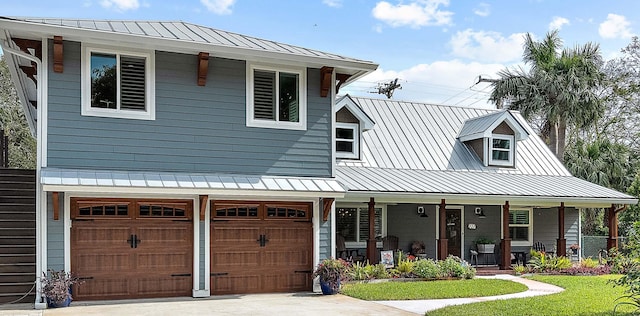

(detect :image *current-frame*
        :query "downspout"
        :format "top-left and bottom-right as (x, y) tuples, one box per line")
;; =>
(0, 41), (46, 308)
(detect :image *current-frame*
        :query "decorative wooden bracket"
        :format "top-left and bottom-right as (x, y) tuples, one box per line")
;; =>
(199, 195), (208, 220)
(322, 198), (334, 221)
(18, 65), (37, 84)
(320, 66), (334, 97)
(12, 37), (42, 60)
(336, 73), (351, 95)
(53, 36), (63, 73)
(29, 100), (37, 109)
(197, 52), (209, 86)
(52, 192), (60, 220)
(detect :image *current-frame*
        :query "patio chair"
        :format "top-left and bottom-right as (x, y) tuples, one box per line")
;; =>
(533, 241), (546, 252)
(382, 235), (399, 252)
(336, 234), (360, 261)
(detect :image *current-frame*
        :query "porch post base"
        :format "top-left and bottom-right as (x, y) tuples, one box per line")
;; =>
(437, 239), (448, 261)
(607, 237), (618, 251)
(556, 238), (566, 257)
(366, 239), (378, 264)
(500, 238), (511, 270)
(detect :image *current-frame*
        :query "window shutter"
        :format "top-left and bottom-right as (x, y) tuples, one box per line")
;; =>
(253, 70), (275, 120)
(120, 56), (146, 111)
(509, 210), (529, 225)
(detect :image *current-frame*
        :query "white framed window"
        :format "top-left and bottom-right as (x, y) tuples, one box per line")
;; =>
(336, 122), (359, 159)
(509, 208), (533, 246)
(489, 134), (514, 167)
(81, 45), (155, 120)
(246, 63), (307, 130)
(336, 206), (386, 247)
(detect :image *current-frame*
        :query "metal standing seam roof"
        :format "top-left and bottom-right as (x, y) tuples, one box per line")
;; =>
(457, 110), (528, 140)
(1, 17), (377, 67)
(335, 96), (637, 204)
(337, 97), (571, 176)
(40, 168), (346, 194)
(336, 166), (633, 201)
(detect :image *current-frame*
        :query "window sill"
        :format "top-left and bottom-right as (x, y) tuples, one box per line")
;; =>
(81, 108), (155, 120)
(246, 118), (306, 131)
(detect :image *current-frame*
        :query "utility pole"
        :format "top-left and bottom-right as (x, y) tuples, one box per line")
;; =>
(371, 78), (402, 99)
(476, 75), (503, 109)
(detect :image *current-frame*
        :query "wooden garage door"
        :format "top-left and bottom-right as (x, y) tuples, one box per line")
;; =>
(70, 198), (193, 300)
(210, 201), (313, 295)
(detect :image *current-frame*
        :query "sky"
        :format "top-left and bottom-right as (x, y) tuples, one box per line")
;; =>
(3, 0), (640, 109)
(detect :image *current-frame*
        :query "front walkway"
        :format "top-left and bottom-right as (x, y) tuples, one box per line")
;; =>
(375, 274), (564, 314)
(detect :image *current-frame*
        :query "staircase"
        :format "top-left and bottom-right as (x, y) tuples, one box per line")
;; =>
(0, 169), (36, 304)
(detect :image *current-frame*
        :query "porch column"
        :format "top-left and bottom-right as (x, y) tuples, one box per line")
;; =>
(366, 197), (377, 263)
(437, 199), (447, 260)
(607, 204), (618, 250)
(500, 201), (511, 269)
(557, 202), (566, 257)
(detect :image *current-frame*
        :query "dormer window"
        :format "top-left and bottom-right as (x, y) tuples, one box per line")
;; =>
(489, 135), (514, 166)
(457, 110), (528, 169)
(336, 122), (359, 159)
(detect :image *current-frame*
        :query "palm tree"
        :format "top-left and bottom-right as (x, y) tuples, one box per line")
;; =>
(490, 30), (604, 160)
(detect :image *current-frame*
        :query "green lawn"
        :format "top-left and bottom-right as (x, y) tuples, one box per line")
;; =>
(340, 279), (528, 300)
(427, 275), (635, 316)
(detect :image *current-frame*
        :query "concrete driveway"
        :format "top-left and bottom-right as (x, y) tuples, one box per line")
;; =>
(0, 293), (416, 316)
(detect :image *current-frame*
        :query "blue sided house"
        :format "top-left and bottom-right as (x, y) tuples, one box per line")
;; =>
(0, 17), (635, 307)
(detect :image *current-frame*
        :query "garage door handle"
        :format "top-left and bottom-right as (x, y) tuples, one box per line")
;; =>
(78, 276), (94, 280)
(294, 270), (312, 274)
(171, 273), (192, 277)
(211, 272), (229, 276)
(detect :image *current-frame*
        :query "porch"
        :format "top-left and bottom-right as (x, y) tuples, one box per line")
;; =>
(335, 199), (623, 269)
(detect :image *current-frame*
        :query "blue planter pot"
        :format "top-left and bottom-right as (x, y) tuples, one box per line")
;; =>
(47, 296), (71, 308)
(320, 279), (340, 295)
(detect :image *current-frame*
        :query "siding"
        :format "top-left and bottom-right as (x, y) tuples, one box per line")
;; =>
(387, 204), (437, 258)
(47, 192), (64, 271)
(464, 205), (501, 262)
(319, 215), (331, 259)
(532, 207), (579, 252)
(47, 40), (332, 177)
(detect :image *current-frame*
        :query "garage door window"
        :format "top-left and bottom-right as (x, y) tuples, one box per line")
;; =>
(212, 201), (310, 220)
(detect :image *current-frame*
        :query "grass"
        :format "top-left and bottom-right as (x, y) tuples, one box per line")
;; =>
(427, 275), (635, 316)
(340, 279), (528, 300)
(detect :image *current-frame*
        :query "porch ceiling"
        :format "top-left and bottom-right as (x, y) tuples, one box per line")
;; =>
(336, 166), (637, 207)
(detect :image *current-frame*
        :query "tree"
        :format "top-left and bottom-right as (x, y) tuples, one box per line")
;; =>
(490, 30), (604, 160)
(0, 55), (36, 169)
(564, 138), (635, 235)
(621, 173), (640, 237)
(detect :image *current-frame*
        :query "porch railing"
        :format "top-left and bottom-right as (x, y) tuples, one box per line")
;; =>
(0, 129), (8, 168)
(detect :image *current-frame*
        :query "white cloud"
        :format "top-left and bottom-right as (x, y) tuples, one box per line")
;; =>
(372, 0), (453, 28)
(473, 3), (490, 17)
(343, 60), (509, 109)
(549, 16), (570, 30)
(100, 0), (139, 11)
(599, 13), (634, 39)
(201, 0), (236, 15)
(323, 0), (342, 8)
(449, 29), (525, 63)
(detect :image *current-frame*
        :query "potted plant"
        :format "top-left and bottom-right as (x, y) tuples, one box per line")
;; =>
(475, 237), (495, 254)
(41, 269), (83, 308)
(312, 258), (348, 295)
(569, 243), (580, 254)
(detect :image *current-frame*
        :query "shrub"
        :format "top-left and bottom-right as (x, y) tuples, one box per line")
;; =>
(395, 255), (415, 278)
(346, 261), (370, 281)
(511, 263), (528, 275)
(581, 257), (600, 269)
(364, 263), (389, 279)
(413, 259), (441, 279)
(563, 265), (611, 276)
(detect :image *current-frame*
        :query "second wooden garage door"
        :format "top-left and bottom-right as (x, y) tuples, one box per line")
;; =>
(210, 201), (313, 295)
(70, 198), (193, 300)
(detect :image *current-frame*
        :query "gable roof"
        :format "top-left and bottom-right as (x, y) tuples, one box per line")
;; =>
(336, 95), (375, 130)
(335, 96), (637, 206)
(0, 17), (377, 80)
(457, 110), (528, 142)
(337, 96), (567, 176)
